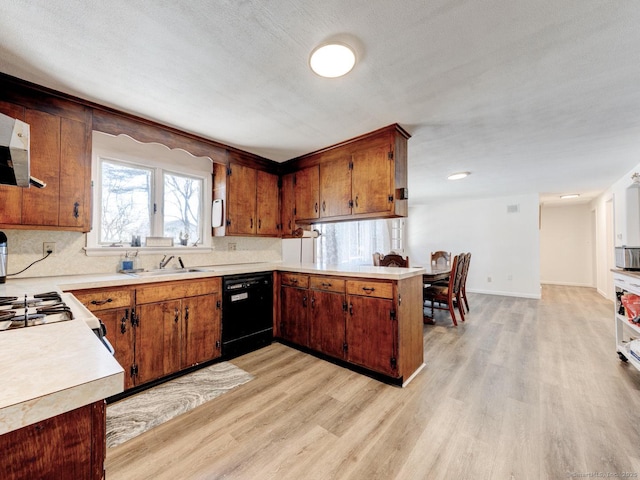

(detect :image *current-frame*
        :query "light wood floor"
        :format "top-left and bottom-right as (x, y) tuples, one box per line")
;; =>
(105, 285), (640, 479)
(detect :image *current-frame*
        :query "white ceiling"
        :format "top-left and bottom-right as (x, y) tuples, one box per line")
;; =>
(1, 1), (639, 206)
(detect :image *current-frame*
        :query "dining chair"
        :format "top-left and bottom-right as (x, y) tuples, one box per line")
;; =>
(430, 251), (451, 268)
(378, 253), (410, 267)
(423, 253), (465, 325)
(460, 252), (471, 312)
(372, 252), (382, 266)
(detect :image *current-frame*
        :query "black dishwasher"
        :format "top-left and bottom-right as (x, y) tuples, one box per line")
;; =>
(222, 272), (273, 358)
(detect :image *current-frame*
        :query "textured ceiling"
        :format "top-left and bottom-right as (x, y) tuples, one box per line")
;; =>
(1, 0), (639, 205)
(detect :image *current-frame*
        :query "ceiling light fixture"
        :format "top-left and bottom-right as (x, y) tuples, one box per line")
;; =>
(447, 172), (470, 180)
(309, 43), (356, 78)
(560, 194), (580, 199)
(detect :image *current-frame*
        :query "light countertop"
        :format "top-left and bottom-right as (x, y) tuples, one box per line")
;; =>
(0, 261), (423, 435)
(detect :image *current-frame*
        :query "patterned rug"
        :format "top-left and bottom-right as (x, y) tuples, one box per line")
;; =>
(106, 362), (253, 448)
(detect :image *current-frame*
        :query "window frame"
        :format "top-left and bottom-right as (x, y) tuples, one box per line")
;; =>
(86, 133), (212, 255)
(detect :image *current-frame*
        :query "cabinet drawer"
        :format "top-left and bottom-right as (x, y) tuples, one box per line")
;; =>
(281, 272), (309, 288)
(346, 280), (393, 299)
(614, 273), (640, 295)
(136, 278), (221, 304)
(72, 288), (132, 312)
(310, 276), (345, 293)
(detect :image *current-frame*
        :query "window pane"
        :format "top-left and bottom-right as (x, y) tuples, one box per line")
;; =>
(100, 161), (152, 243)
(164, 172), (202, 244)
(316, 219), (391, 265)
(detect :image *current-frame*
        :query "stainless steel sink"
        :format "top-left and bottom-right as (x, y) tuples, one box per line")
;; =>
(127, 268), (207, 277)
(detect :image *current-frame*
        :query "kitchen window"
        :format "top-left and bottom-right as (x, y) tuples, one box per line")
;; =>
(316, 218), (404, 265)
(87, 132), (212, 253)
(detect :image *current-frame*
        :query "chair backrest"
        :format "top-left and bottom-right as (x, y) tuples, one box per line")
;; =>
(450, 253), (466, 294)
(431, 251), (451, 268)
(460, 252), (471, 288)
(379, 253), (409, 267)
(372, 252), (382, 266)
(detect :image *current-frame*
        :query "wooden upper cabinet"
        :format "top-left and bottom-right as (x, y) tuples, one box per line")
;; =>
(213, 162), (280, 237)
(320, 156), (352, 218)
(256, 170), (279, 236)
(280, 172), (295, 237)
(227, 163), (257, 235)
(294, 165), (319, 221)
(288, 124), (410, 224)
(0, 91), (92, 232)
(351, 136), (394, 215)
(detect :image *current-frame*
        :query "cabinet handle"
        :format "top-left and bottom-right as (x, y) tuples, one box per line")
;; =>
(120, 309), (128, 334)
(184, 306), (189, 322)
(322, 201), (326, 212)
(349, 303), (353, 315)
(355, 196), (359, 208)
(321, 282), (332, 287)
(311, 296), (315, 308)
(288, 220), (291, 230)
(303, 295), (307, 307)
(250, 218), (254, 229)
(362, 287), (375, 293)
(73, 201), (80, 219)
(289, 278), (298, 284)
(91, 298), (112, 306)
(258, 218), (262, 229)
(174, 307), (179, 323)
(315, 202), (318, 213)
(216, 340), (221, 349)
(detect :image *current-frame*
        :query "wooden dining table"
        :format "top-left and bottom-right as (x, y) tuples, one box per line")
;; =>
(421, 264), (451, 325)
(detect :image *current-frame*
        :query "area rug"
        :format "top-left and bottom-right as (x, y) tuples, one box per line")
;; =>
(106, 362), (253, 448)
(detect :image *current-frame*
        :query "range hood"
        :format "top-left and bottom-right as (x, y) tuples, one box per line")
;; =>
(0, 112), (45, 188)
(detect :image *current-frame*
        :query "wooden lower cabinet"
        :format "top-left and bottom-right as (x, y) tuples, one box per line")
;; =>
(69, 278), (222, 391)
(278, 272), (424, 383)
(0, 401), (106, 480)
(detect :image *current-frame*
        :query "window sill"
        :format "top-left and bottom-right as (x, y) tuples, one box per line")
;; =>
(84, 246), (213, 257)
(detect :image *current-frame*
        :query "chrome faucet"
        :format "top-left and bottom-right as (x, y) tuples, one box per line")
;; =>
(159, 255), (174, 269)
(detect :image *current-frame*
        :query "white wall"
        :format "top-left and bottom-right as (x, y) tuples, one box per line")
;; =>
(406, 193), (541, 299)
(539, 204), (593, 287)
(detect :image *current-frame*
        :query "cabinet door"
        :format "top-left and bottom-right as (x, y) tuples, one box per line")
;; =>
(351, 138), (393, 215)
(183, 293), (221, 367)
(0, 101), (24, 224)
(320, 157), (352, 218)
(280, 286), (309, 347)
(346, 295), (397, 376)
(59, 117), (90, 229)
(256, 170), (280, 236)
(136, 300), (181, 384)
(310, 290), (346, 359)
(294, 165), (319, 221)
(280, 172), (295, 236)
(98, 308), (136, 390)
(227, 163), (257, 235)
(22, 109), (60, 226)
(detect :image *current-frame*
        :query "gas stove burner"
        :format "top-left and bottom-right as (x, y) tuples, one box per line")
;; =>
(10, 298), (44, 309)
(33, 291), (61, 302)
(36, 303), (72, 316)
(0, 296), (18, 307)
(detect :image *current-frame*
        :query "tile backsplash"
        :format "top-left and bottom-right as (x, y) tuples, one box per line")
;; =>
(2, 230), (282, 278)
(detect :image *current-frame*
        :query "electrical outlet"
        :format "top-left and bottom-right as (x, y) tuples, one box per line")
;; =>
(507, 274), (513, 281)
(487, 276), (492, 283)
(43, 242), (56, 256)
(228, 242), (237, 251)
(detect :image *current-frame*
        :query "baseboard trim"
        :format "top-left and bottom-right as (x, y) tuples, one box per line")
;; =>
(467, 288), (541, 299)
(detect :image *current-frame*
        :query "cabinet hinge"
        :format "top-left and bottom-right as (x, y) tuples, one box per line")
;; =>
(216, 340), (221, 349)
(390, 310), (396, 320)
(130, 364), (138, 377)
(343, 342), (348, 353)
(342, 301), (348, 312)
(131, 309), (139, 327)
(390, 357), (397, 369)
(388, 151), (394, 160)
(348, 161), (353, 170)
(216, 300), (221, 309)
(227, 166), (232, 176)
(226, 219), (231, 227)
(348, 199), (354, 208)
(388, 195), (394, 203)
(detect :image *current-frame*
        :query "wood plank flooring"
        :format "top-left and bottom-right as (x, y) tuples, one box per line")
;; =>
(105, 285), (640, 479)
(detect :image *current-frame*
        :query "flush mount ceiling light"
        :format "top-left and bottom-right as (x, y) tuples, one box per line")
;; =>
(447, 172), (470, 180)
(309, 43), (356, 78)
(560, 194), (580, 199)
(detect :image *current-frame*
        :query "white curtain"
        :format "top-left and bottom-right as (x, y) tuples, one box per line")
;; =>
(316, 219), (394, 265)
